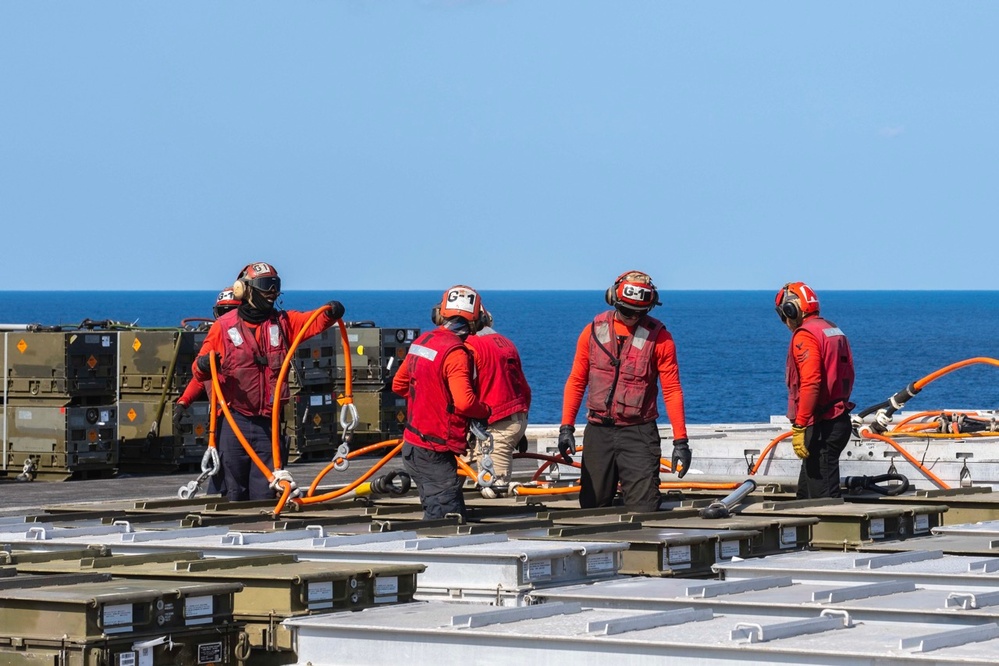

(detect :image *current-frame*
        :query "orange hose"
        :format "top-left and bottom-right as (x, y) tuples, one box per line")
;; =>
(270, 305), (334, 472)
(749, 431), (791, 476)
(861, 430), (950, 490)
(295, 442), (404, 505)
(913, 357), (999, 391)
(456, 457), (476, 479)
(303, 439), (399, 498)
(210, 357), (275, 486)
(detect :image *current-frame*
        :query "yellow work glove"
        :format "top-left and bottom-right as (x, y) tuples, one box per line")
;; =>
(791, 424), (809, 459)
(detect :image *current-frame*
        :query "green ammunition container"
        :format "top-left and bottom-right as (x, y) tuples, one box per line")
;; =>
(4, 401), (118, 481)
(5, 331), (117, 398)
(0, 576), (243, 665)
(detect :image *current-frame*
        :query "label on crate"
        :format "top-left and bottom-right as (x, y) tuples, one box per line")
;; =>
(717, 539), (741, 560)
(914, 513), (930, 533)
(103, 603), (134, 634)
(663, 545), (691, 570)
(308, 580), (334, 610)
(375, 576), (399, 603)
(780, 527), (797, 548)
(587, 552), (616, 573)
(869, 518), (885, 538)
(185, 595), (213, 626)
(198, 642), (223, 664)
(527, 558), (553, 581)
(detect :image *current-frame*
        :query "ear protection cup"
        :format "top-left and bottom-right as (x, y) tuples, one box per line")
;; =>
(780, 298), (800, 321)
(232, 279), (247, 301)
(232, 264), (252, 301)
(479, 309), (493, 330)
(430, 305), (443, 326)
(775, 282), (819, 321)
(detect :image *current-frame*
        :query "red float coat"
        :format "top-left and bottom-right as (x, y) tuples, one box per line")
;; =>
(465, 329), (531, 424)
(192, 308), (335, 418)
(786, 315), (856, 426)
(392, 327), (490, 454)
(562, 310), (687, 437)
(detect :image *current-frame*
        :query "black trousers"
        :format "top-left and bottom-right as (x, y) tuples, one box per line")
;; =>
(796, 413), (853, 499)
(218, 412), (284, 502)
(402, 441), (466, 520)
(579, 421), (662, 512)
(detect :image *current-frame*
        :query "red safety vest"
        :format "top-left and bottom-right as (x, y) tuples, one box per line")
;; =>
(585, 310), (664, 426)
(402, 328), (472, 454)
(465, 330), (530, 423)
(786, 315), (856, 425)
(216, 310), (291, 418)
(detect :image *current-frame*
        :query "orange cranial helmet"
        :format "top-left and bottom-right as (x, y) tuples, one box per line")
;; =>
(431, 285), (487, 332)
(605, 271), (660, 314)
(775, 281), (820, 322)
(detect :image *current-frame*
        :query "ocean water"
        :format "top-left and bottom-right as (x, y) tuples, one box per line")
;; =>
(4, 291), (999, 426)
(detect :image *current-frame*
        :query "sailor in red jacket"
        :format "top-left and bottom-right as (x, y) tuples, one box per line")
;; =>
(464, 310), (532, 496)
(192, 262), (345, 501)
(175, 288), (242, 416)
(776, 281), (856, 499)
(392, 285), (491, 520)
(560, 271), (689, 512)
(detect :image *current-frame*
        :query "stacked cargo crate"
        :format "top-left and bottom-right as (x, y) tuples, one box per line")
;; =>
(336, 324), (419, 447)
(117, 327), (207, 471)
(2, 328), (119, 480)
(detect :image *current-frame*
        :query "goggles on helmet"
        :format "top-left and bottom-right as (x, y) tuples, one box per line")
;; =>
(247, 275), (281, 294)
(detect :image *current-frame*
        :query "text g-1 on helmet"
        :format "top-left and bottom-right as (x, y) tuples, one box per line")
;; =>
(214, 288), (240, 318)
(232, 262), (281, 300)
(433, 285), (483, 325)
(605, 271), (660, 313)
(775, 281), (819, 321)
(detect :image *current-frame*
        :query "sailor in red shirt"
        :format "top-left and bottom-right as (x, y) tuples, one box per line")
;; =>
(174, 288), (241, 417)
(392, 285), (491, 520)
(560, 271), (689, 512)
(464, 310), (532, 496)
(776, 281), (856, 499)
(192, 262), (345, 501)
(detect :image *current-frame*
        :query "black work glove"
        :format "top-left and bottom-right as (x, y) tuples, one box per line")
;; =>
(196, 352), (219, 376)
(557, 425), (576, 464)
(516, 434), (529, 454)
(173, 402), (187, 423)
(671, 438), (691, 478)
(326, 300), (345, 322)
(469, 419), (489, 439)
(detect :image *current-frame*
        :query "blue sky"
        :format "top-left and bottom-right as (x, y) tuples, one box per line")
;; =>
(2, 2), (997, 292)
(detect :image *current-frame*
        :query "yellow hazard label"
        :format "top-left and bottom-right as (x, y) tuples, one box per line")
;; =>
(312, 414), (322, 426)
(16, 339), (27, 353)
(87, 355), (98, 369)
(396, 410), (406, 423)
(132, 338), (141, 352)
(127, 408), (137, 422)
(336, 393), (353, 407)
